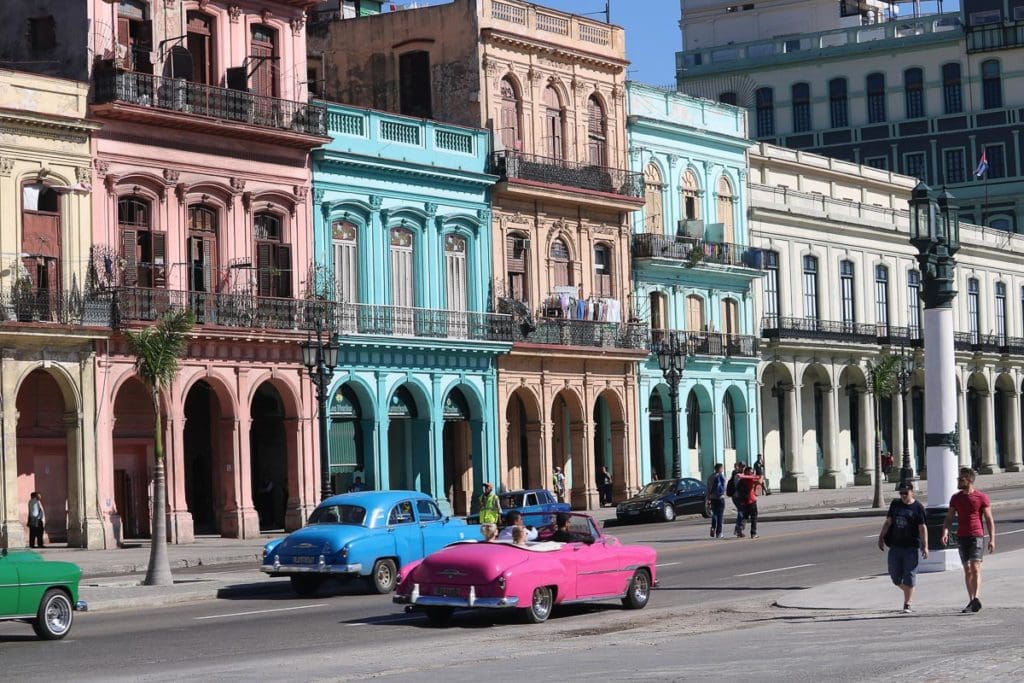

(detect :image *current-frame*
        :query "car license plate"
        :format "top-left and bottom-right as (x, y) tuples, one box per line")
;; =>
(292, 556), (314, 564)
(627, 510), (639, 515)
(435, 586), (461, 598)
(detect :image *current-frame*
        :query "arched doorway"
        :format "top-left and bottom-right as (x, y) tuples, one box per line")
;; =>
(16, 370), (72, 544)
(250, 382), (286, 531)
(387, 385), (429, 491)
(994, 373), (1015, 471)
(965, 373), (988, 471)
(594, 390), (628, 502)
(505, 390), (540, 491)
(838, 365), (867, 481)
(183, 380), (222, 535)
(647, 388), (667, 482)
(111, 377), (154, 540)
(442, 388), (473, 515)
(328, 383), (366, 495)
(723, 386), (750, 468)
(684, 385), (714, 477)
(551, 389), (584, 507)
(800, 365), (831, 484)
(759, 362), (794, 482)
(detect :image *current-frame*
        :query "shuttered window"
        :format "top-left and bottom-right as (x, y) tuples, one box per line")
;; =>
(543, 86), (563, 160)
(390, 229), (415, 335)
(445, 234), (468, 311)
(550, 238), (571, 288)
(499, 78), (521, 150)
(506, 233), (528, 301)
(188, 205), (217, 293)
(254, 212), (290, 297)
(587, 96), (606, 166)
(332, 221), (359, 302)
(643, 164), (663, 234)
(119, 198), (164, 287)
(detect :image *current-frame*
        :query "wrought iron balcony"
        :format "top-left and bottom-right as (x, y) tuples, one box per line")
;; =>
(522, 317), (648, 350)
(111, 288), (514, 343)
(954, 332), (1003, 353)
(966, 20), (1024, 53)
(1002, 337), (1024, 355)
(632, 234), (765, 269)
(876, 324), (924, 348)
(489, 150), (644, 199)
(650, 329), (759, 358)
(761, 316), (880, 344)
(93, 69), (327, 137)
(0, 288), (114, 327)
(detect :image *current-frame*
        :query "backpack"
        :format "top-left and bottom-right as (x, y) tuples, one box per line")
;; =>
(726, 474), (736, 498)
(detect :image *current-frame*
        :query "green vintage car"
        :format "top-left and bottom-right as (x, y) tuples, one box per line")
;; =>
(0, 548), (87, 640)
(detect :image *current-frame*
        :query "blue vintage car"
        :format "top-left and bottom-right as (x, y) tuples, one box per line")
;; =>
(261, 490), (478, 595)
(499, 489), (571, 516)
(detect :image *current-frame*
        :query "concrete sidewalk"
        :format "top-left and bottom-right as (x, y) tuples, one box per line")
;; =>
(25, 470), (1024, 613)
(777, 547), (1023, 612)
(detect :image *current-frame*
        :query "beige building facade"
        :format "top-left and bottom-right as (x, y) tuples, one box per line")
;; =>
(312, 0), (648, 508)
(0, 69), (106, 548)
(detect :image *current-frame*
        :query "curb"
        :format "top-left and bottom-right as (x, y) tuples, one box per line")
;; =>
(83, 552), (264, 579)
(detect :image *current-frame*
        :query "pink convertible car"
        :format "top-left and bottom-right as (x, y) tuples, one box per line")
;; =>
(393, 513), (656, 624)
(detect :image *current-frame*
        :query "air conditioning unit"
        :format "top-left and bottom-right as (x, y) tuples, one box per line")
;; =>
(677, 219), (704, 239)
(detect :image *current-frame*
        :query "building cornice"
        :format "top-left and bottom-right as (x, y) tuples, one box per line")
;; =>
(314, 152), (497, 190)
(481, 29), (628, 72)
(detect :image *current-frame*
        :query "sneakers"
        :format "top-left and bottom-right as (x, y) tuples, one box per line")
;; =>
(750, 534), (759, 539)
(971, 597), (982, 612)
(710, 530), (716, 538)
(903, 604), (913, 614)
(716, 534), (724, 539)
(735, 531), (746, 538)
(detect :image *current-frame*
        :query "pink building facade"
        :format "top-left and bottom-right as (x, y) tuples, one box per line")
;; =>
(86, 0), (327, 546)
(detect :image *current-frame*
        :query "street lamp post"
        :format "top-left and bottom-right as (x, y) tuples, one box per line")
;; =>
(656, 332), (689, 479)
(301, 316), (340, 502)
(908, 182), (961, 572)
(896, 345), (916, 489)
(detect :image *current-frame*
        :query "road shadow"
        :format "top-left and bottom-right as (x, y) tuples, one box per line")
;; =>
(0, 632), (43, 643)
(655, 585), (808, 592)
(354, 601), (631, 630)
(215, 576), (371, 600)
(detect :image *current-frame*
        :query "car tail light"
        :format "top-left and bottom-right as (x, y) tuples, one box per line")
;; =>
(497, 576), (506, 591)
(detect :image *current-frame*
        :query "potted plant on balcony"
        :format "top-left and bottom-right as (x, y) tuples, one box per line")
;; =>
(687, 245), (705, 267)
(11, 276), (38, 322)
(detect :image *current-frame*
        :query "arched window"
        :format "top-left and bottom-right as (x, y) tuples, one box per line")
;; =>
(829, 77), (848, 128)
(686, 294), (705, 331)
(550, 238), (571, 288)
(187, 204), (217, 293)
(982, 60), (1002, 109)
(716, 176), (735, 243)
(444, 234), (468, 311)
(543, 86), (564, 160)
(755, 87), (774, 137)
(791, 82), (811, 132)
(587, 95), (607, 166)
(866, 72), (886, 123)
(119, 197), (164, 287)
(649, 291), (667, 340)
(643, 163), (664, 234)
(255, 212), (290, 297)
(681, 170), (701, 222)
(904, 67), (924, 118)
(499, 77), (521, 151)
(686, 391), (701, 450)
(390, 227), (415, 311)
(942, 63), (962, 114)
(332, 220), (358, 302)
(722, 392), (736, 450)
(505, 232), (529, 301)
(593, 243), (612, 296)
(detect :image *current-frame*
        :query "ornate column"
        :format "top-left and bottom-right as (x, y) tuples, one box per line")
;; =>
(780, 383), (808, 491)
(1, 395), (26, 549)
(818, 384), (846, 488)
(855, 388), (876, 486)
(166, 413), (194, 544)
(1005, 387), (1024, 472)
(977, 389), (1001, 474)
(571, 420), (593, 510)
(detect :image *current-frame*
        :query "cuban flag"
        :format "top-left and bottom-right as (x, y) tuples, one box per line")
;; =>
(975, 151), (989, 178)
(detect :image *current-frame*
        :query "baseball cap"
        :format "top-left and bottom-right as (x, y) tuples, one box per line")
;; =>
(897, 482), (914, 492)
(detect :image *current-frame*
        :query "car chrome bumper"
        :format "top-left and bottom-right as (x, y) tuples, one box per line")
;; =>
(75, 600), (88, 612)
(260, 562), (362, 575)
(393, 592), (519, 609)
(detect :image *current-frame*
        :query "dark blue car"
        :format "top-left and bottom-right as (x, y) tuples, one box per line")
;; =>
(499, 489), (571, 516)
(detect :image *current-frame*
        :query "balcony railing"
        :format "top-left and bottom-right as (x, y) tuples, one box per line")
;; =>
(650, 329), (759, 358)
(0, 289), (114, 327)
(955, 332), (1003, 353)
(522, 317), (648, 350)
(966, 20), (1024, 53)
(876, 325), (924, 348)
(93, 69), (327, 137)
(112, 288), (513, 342)
(762, 316), (881, 344)
(489, 151), (644, 199)
(631, 234), (765, 269)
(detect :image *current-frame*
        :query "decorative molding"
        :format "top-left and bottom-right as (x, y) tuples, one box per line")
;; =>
(230, 177), (246, 193)
(294, 185), (308, 200)
(163, 0), (177, 9)
(261, 9), (273, 23)
(103, 174), (118, 194)
(197, 0), (210, 9)
(175, 182), (187, 202)
(476, 208), (491, 223)
(0, 157), (13, 176)
(162, 168), (180, 184)
(290, 14), (305, 36)
(242, 191), (253, 213)
(75, 166), (91, 183)
(312, 187), (326, 204)
(93, 159), (110, 177)
(526, 66), (541, 83)
(368, 195), (383, 210)
(424, 202), (437, 216)
(227, 5), (242, 22)
(666, 154), (679, 167)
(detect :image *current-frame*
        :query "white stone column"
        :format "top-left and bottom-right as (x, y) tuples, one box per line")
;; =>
(780, 383), (808, 491)
(819, 384), (845, 488)
(977, 389), (1001, 474)
(855, 388), (876, 486)
(1005, 389), (1023, 472)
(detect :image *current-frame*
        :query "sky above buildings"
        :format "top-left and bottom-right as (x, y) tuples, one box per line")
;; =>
(400, 0), (682, 86)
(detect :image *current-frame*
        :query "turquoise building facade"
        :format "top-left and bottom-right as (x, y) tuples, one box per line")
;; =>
(311, 103), (512, 515)
(627, 83), (763, 481)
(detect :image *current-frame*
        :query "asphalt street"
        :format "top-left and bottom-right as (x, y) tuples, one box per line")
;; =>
(4, 497), (1024, 681)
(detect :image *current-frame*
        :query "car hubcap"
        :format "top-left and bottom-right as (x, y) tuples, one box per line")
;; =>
(46, 596), (71, 635)
(632, 573), (649, 603)
(532, 588), (552, 619)
(377, 564), (392, 587)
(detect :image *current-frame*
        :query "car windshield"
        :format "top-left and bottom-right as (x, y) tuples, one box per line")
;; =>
(638, 481), (674, 496)
(308, 504), (366, 526)
(499, 493), (524, 509)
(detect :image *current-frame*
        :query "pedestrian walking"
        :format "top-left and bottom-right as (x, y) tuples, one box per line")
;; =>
(878, 482), (928, 613)
(597, 466), (613, 507)
(478, 482), (502, 525)
(727, 462), (746, 537)
(27, 491), (45, 548)
(705, 463), (726, 539)
(737, 466), (763, 539)
(754, 454), (771, 495)
(941, 468), (996, 613)
(552, 466), (566, 503)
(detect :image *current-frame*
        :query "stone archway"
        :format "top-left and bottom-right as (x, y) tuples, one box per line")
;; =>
(441, 387), (475, 516)
(838, 365), (868, 483)
(722, 385), (750, 471)
(181, 377), (236, 536)
(800, 364), (832, 486)
(250, 382), (286, 531)
(15, 369), (79, 546)
(647, 386), (669, 482)
(505, 388), (542, 492)
(386, 384), (431, 493)
(551, 389), (586, 508)
(594, 389), (629, 503)
(965, 372), (989, 472)
(684, 383), (714, 478)
(111, 377), (155, 540)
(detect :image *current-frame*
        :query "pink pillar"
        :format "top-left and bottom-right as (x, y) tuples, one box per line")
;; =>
(166, 411), (194, 544)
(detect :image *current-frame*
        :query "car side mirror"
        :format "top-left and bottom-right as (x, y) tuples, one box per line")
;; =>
(582, 534), (596, 545)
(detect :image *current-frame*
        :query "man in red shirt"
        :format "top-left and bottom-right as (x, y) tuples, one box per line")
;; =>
(941, 467), (996, 613)
(737, 467), (763, 539)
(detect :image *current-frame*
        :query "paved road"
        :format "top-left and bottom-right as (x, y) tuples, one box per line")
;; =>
(3, 501), (1023, 681)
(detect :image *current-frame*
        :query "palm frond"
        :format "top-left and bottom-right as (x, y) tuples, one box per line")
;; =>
(123, 309), (195, 391)
(867, 353), (901, 398)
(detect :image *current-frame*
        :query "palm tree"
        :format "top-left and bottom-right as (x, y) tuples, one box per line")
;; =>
(123, 309), (195, 586)
(867, 353), (900, 509)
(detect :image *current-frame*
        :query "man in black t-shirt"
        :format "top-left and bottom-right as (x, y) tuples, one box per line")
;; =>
(877, 482), (929, 613)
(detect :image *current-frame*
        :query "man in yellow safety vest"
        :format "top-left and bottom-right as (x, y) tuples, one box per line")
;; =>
(479, 482), (501, 524)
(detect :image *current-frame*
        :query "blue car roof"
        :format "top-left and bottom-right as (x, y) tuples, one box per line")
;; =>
(318, 490), (432, 508)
